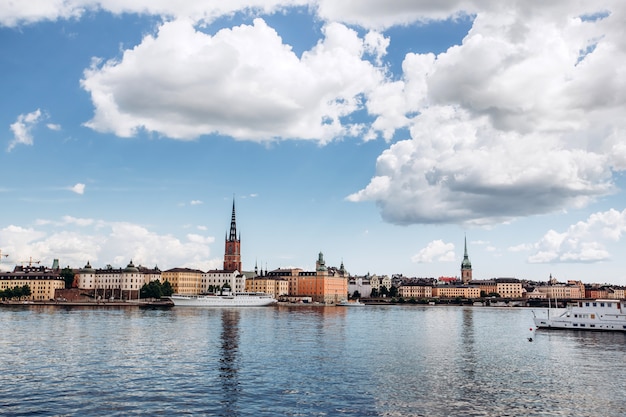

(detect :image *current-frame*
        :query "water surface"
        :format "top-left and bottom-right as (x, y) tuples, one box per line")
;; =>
(1, 305), (624, 416)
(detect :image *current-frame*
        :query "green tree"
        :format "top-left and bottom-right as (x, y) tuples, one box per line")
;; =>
(162, 280), (173, 296)
(388, 285), (398, 297)
(140, 280), (171, 299)
(60, 267), (75, 289)
(21, 284), (31, 299)
(352, 290), (361, 300)
(370, 288), (379, 298)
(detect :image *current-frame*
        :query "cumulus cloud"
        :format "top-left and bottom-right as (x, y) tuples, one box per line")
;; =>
(0, 218), (219, 271)
(527, 208), (626, 264)
(70, 183), (86, 195)
(411, 239), (455, 263)
(350, 1), (626, 226)
(81, 18), (385, 143)
(7, 109), (43, 151)
(316, 0), (478, 29)
(0, 0), (309, 27)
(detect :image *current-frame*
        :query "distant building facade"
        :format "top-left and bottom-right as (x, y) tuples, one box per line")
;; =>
(399, 284), (433, 299)
(296, 252), (348, 304)
(162, 267), (203, 295)
(0, 263), (65, 301)
(77, 261), (161, 299)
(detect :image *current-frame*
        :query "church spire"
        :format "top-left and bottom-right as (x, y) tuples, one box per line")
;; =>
(228, 198), (237, 242)
(223, 197), (242, 272)
(461, 235), (472, 284)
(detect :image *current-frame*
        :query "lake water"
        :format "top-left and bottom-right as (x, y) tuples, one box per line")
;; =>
(1, 304), (624, 416)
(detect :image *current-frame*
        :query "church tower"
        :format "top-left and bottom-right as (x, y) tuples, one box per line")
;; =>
(461, 235), (473, 284)
(223, 199), (242, 272)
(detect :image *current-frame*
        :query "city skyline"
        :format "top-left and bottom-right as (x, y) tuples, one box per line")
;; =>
(2, 2), (626, 285)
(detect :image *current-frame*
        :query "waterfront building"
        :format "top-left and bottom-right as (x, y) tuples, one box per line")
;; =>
(432, 285), (480, 299)
(203, 269), (246, 293)
(461, 236), (472, 284)
(245, 273), (289, 297)
(0, 263), (65, 301)
(77, 261), (161, 300)
(470, 278), (523, 298)
(162, 267), (204, 295)
(348, 276), (372, 299)
(533, 282), (583, 300)
(369, 274), (392, 293)
(296, 252), (348, 304)
(266, 268), (303, 295)
(399, 284), (433, 299)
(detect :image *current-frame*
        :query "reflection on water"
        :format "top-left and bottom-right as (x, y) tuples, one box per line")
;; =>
(0, 305), (625, 416)
(219, 309), (240, 416)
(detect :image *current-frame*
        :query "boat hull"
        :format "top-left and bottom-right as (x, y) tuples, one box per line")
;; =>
(533, 299), (626, 332)
(169, 293), (277, 307)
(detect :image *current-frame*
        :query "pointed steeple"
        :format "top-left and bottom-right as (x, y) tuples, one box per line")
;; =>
(228, 198), (237, 242)
(223, 197), (242, 272)
(461, 235), (472, 283)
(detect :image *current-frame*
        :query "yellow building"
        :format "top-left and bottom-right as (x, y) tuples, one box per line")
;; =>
(0, 265), (65, 301)
(399, 284), (433, 299)
(162, 267), (204, 294)
(471, 278), (523, 298)
(297, 252), (348, 304)
(245, 276), (289, 298)
(432, 285), (480, 299)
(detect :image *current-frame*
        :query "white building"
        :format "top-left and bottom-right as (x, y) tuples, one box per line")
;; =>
(348, 277), (371, 298)
(203, 269), (246, 293)
(77, 261), (161, 300)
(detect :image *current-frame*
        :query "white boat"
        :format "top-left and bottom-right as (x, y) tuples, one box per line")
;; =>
(337, 299), (365, 307)
(533, 299), (626, 331)
(169, 292), (277, 307)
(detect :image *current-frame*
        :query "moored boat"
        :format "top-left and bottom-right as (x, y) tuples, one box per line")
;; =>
(533, 299), (626, 331)
(337, 299), (365, 307)
(169, 292), (277, 307)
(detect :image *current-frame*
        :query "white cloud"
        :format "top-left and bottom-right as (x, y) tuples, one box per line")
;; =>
(70, 183), (86, 195)
(190, 200), (203, 205)
(528, 208), (626, 264)
(411, 239), (455, 263)
(0, 0), (310, 27)
(0, 218), (219, 272)
(350, 2), (626, 226)
(46, 123), (61, 131)
(316, 0), (478, 29)
(7, 109), (43, 151)
(81, 18), (385, 143)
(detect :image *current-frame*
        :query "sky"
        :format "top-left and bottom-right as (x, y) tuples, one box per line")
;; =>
(2, 1), (626, 285)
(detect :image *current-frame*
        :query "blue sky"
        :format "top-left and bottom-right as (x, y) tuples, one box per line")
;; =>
(2, 1), (626, 285)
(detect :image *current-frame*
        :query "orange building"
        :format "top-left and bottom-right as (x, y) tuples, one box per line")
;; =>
(297, 252), (348, 304)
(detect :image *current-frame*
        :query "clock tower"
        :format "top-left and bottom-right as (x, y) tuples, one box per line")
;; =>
(223, 199), (242, 272)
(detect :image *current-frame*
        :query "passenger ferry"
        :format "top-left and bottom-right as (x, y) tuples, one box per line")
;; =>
(169, 291), (277, 307)
(533, 299), (626, 331)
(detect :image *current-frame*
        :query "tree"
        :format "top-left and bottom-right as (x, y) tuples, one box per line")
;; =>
(371, 288), (379, 298)
(140, 280), (172, 299)
(60, 267), (75, 289)
(352, 290), (361, 300)
(162, 280), (173, 296)
(388, 285), (398, 297)
(21, 284), (31, 299)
